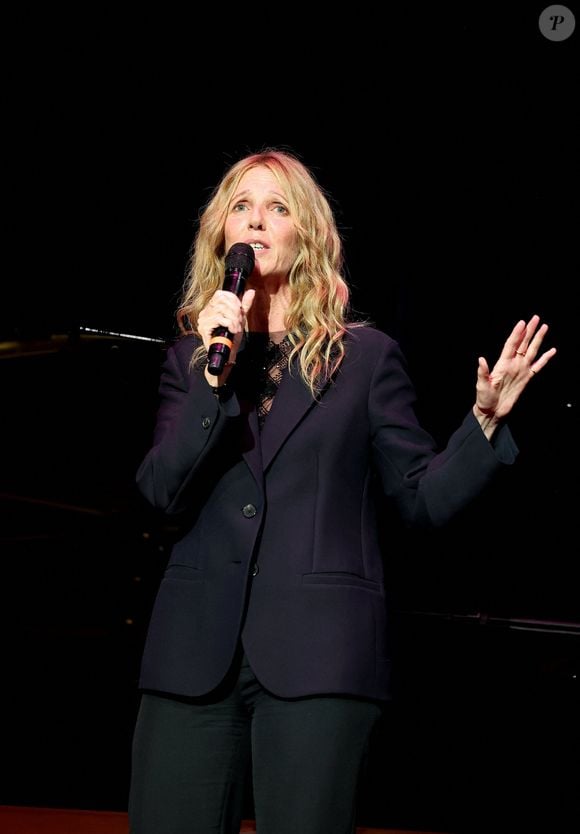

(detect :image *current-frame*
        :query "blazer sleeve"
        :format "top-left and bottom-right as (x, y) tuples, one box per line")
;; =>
(368, 334), (518, 528)
(135, 338), (241, 514)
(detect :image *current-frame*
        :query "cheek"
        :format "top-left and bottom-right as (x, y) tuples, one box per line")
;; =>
(283, 232), (299, 262)
(224, 217), (242, 246)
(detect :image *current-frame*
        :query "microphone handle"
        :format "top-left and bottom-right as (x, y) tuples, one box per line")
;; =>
(206, 266), (247, 376)
(207, 326), (235, 375)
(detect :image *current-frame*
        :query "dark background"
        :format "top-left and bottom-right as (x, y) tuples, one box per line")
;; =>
(2, 6), (579, 833)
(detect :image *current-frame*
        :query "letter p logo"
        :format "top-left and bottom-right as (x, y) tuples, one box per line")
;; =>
(539, 5), (576, 41)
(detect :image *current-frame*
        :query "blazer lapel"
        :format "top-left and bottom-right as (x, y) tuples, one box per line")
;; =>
(260, 363), (333, 473)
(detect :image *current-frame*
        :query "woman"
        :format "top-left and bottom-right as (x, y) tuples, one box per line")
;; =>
(128, 149), (556, 834)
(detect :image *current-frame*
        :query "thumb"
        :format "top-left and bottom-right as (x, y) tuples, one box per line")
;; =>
(241, 288), (256, 315)
(477, 356), (490, 380)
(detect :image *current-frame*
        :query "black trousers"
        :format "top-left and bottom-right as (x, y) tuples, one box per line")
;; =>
(128, 652), (382, 834)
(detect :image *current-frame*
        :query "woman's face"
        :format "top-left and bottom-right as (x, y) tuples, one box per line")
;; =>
(224, 165), (298, 284)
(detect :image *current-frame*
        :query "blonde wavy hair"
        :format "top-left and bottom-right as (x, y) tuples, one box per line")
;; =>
(177, 148), (354, 396)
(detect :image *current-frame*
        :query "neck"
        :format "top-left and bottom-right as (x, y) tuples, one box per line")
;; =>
(246, 281), (291, 333)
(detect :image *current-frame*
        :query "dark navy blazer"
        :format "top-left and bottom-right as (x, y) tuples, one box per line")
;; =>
(136, 326), (518, 700)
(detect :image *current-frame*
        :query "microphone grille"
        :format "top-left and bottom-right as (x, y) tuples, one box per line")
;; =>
(225, 242), (255, 274)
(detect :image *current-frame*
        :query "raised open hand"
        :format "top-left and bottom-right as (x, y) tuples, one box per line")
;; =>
(475, 315), (557, 421)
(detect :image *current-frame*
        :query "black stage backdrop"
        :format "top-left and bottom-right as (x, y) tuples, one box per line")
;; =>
(2, 7), (578, 833)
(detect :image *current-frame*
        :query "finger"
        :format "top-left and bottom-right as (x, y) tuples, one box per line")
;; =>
(205, 308), (242, 335)
(517, 314), (541, 355)
(208, 293), (246, 321)
(525, 321), (549, 359)
(213, 291), (243, 313)
(530, 346), (557, 374)
(500, 320), (526, 361)
(517, 318), (553, 366)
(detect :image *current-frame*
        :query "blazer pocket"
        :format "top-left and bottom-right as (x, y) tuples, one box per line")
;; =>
(164, 564), (205, 581)
(302, 572), (382, 593)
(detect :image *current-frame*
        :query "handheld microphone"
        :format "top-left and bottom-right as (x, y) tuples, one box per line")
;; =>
(207, 242), (255, 376)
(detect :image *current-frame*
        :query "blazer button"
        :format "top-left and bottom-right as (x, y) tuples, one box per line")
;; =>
(242, 504), (257, 518)
(201, 416), (211, 429)
(252, 564), (260, 577)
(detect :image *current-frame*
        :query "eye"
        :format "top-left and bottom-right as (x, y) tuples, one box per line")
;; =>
(272, 203), (289, 215)
(231, 202), (248, 212)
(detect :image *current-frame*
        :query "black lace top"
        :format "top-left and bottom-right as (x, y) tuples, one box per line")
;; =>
(243, 331), (292, 431)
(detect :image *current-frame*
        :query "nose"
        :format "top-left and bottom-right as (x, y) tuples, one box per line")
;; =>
(248, 205), (265, 230)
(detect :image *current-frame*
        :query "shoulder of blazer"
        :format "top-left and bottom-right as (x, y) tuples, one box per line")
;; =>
(344, 324), (400, 363)
(163, 333), (200, 373)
